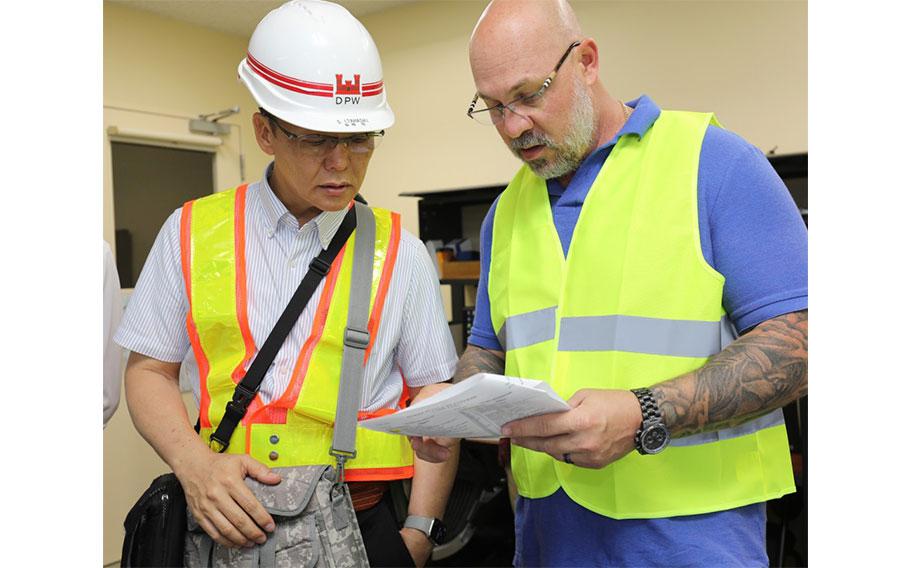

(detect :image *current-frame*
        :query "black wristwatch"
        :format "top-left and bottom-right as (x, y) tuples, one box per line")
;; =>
(403, 515), (446, 545)
(631, 387), (670, 455)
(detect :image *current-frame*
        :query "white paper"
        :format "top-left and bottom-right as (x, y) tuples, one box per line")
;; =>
(358, 373), (570, 438)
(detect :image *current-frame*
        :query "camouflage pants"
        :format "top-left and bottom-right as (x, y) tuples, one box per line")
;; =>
(184, 465), (369, 568)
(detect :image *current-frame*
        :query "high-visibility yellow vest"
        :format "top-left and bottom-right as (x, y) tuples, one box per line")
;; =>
(180, 185), (413, 481)
(489, 111), (795, 518)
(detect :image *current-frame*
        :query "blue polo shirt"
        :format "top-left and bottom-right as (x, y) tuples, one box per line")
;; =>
(468, 95), (807, 566)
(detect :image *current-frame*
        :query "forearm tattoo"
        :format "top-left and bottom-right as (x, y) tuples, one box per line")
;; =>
(453, 345), (505, 382)
(652, 310), (808, 437)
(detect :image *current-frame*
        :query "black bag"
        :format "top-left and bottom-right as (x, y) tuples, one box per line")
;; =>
(119, 206), (358, 567)
(121, 474), (187, 567)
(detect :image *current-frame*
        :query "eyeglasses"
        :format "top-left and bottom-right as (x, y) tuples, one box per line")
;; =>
(261, 109), (384, 156)
(466, 40), (581, 126)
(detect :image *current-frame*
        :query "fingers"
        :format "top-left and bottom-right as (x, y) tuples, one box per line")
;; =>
(242, 455), (282, 485)
(508, 389), (639, 469)
(229, 483), (276, 538)
(181, 454), (278, 548)
(510, 432), (606, 469)
(196, 477), (270, 546)
(428, 435), (459, 449)
(511, 431), (579, 457)
(566, 388), (593, 408)
(409, 436), (454, 463)
(206, 506), (257, 548)
(196, 516), (233, 548)
(235, 456), (278, 534)
(502, 407), (583, 438)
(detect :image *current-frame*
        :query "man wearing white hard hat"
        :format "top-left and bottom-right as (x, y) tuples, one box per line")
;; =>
(116, 1), (458, 565)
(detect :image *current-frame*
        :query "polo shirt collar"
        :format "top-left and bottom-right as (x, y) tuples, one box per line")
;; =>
(257, 162), (349, 250)
(620, 94), (660, 140)
(546, 94), (661, 196)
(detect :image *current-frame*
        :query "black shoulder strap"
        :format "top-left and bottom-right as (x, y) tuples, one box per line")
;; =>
(207, 206), (357, 452)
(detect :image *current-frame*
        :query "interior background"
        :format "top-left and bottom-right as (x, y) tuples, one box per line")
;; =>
(102, 1), (807, 564)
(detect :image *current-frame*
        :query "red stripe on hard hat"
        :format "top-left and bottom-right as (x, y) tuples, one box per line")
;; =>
(247, 53), (334, 97)
(247, 52), (333, 90)
(362, 80), (383, 97)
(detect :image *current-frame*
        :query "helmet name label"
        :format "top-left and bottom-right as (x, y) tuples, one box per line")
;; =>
(336, 96), (361, 105)
(337, 118), (369, 127)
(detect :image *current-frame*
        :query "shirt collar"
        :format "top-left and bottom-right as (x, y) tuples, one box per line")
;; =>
(546, 94), (661, 196)
(619, 94), (660, 140)
(256, 162), (350, 249)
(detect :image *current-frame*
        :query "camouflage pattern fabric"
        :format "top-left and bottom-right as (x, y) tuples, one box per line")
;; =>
(184, 465), (369, 567)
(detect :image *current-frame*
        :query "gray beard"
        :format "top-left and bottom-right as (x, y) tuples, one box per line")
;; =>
(509, 83), (595, 180)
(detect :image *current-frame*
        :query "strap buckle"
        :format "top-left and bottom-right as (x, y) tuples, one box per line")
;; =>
(208, 437), (228, 453)
(209, 384), (257, 453)
(309, 256), (332, 276)
(225, 384), (256, 417)
(343, 327), (370, 350)
(330, 449), (357, 485)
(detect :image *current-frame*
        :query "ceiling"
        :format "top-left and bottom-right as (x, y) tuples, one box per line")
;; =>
(107, 0), (418, 37)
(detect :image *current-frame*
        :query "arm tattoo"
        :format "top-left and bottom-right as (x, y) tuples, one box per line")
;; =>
(453, 344), (505, 382)
(652, 310), (808, 437)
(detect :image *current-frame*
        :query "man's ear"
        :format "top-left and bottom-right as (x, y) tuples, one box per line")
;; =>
(252, 112), (276, 156)
(577, 38), (600, 86)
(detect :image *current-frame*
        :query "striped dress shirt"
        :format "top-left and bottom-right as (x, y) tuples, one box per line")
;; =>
(115, 165), (457, 411)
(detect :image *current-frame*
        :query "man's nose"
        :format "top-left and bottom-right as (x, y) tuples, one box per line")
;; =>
(499, 108), (533, 140)
(323, 142), (350, 171)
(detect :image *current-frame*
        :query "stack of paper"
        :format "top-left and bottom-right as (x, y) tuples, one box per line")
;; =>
(358, 373), (570, 438)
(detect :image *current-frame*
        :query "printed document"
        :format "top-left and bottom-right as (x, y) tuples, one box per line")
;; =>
(358, 372), (570, 438)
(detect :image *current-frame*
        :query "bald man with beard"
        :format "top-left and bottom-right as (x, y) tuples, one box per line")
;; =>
(411, 1), (808, 565)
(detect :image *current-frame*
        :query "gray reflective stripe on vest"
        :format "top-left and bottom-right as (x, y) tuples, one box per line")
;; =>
(558, 315), (738, 358)
(499, 311), (738, 355)
(671, 408), (786, 447)
(498, 306), (557, 350)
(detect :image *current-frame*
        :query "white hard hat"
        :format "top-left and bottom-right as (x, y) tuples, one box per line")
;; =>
(238, 0), (394, 133)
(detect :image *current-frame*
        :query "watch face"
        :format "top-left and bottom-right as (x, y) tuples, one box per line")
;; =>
(430, 520), (446, 545)
(641, 422), (670, 454)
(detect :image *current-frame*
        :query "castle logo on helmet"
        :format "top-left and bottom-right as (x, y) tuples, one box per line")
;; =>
(332, 74), (383, 104)
(336, 74), (361, 95)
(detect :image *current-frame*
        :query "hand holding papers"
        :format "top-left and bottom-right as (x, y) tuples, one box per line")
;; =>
(358, 373), (570, 438)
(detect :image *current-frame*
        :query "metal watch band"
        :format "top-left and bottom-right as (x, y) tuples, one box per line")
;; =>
(632, 387), (668, 454)
(632, 387), (662, 423)
(403, 515), (443, 544)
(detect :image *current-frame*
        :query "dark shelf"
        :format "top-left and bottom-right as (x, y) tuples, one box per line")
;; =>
(767, 153), (808, 180)
(400, 184), (505, 203)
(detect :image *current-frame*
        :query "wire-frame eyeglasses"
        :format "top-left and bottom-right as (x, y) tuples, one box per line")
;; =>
(466, 40), (581, 126)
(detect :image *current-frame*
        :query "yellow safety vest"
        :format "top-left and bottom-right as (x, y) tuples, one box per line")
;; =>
(489, 111), (794, 518)
(180, 184), (413, 481)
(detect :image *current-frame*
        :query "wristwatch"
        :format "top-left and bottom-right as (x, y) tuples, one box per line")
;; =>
(403, 515), (447, 545)
(631, 387), (670, 455)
